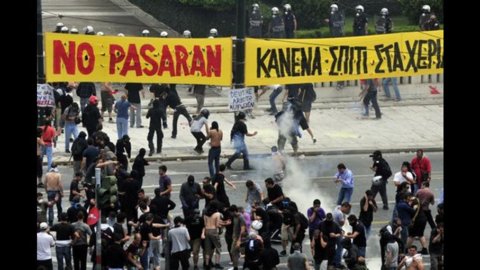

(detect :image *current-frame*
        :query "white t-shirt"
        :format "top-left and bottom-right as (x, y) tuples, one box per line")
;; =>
(37, 232), (55, 260)
(190, 116), (208, 132)
(393, 171), (413, 192)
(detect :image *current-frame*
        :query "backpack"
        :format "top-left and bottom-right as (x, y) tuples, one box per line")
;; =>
(298, 213), (309, 231)
(71, 139), (84, 156)
(382, 159), (392, 179)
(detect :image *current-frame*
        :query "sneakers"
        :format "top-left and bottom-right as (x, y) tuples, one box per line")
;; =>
(383, 205), (389, 210)
(37, 182), (45, 188)
(214, 263), (223, 269)
(171, 135), (176, 139)
(65, 149), (71, 154)
(163, 124), (168, 129)
(137, 125), (144, 128)
(225, 165), (233, 170)
(279, 250), (287, 257)
(148, 150), (154, 157)
(312, 137), (317, 143)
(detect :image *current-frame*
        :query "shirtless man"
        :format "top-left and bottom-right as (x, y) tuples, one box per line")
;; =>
(398, 245), (424, 270)
(202, 204), (229, 269)
(207, 121), (223, 178)
(44, 163), (64, 226)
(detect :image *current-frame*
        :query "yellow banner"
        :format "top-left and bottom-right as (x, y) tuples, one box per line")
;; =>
(45, 33), (233, 85)
(245, 30), (443, 86)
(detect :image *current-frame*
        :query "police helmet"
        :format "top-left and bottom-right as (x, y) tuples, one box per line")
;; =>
(355, 5), (364, 13)
(84, 25), (95, 35)
(70, 27), (79, 34)
(422, 5), (431, 13)
(142, 29), (150, 36)
(330, 4), (338, 12)
(209, 28), (218, 37)
(60, 26), (69, 33)
(117, 33), (125, 37)
(381, 8), (388, 16)
(272, 7), (279, 15)
(55, 22), (64, 32)
(96, 31), (104, 36)
(252, 3), (259, 10)
(160, 31), (168, 37)
(183, 30), (192, 38)
(284, 4), (291, 11)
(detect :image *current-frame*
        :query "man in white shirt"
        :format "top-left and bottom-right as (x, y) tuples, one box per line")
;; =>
(37, 222), (55, 270)
(393, 161), (415, 193)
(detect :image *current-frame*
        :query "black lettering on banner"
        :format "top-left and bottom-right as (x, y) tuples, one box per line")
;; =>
(337, 46), (348, 74)
(374, 44), (385, 74)
(417, 40), (428, 69)
(362, 49), (368, 74)
(312, 47), (322, 75)
(383, 44), (394, 73)
(349, 47), (354, 75)
(278, 48), (291, 77)
(405, 40), (418, 72)
(392, 42), (404, 72)
(257, 47), (271, 78)
(427, 39), (438, 69)
(291, 48), (301, 76)
(436, 39), (443, 69)
(329, 46), (339, 75)
(267, 49), (280, 77)
(300, 47), (312, 76)
(354, 47), (364, 74)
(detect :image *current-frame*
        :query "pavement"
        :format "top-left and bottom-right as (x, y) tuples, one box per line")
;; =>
(48, 81), (443, 165)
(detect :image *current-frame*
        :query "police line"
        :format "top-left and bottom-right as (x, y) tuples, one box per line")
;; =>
(44, 33), (233, 85)
(45, 31), (443, 86)
(245, 30), (443, 86)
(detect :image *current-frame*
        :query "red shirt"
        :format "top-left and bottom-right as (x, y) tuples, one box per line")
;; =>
(411, 156), (432, 184)
(41, 126), (56, 147)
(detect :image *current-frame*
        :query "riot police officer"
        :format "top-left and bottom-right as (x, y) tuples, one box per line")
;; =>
(183, 30), (192, 38)
(249, 3), (263, 38)
(375, 8), (393, 34)
(283, 3), (297, 38)
(353, 5), (368, 36)
(269, 7), (285, 38)
(419, 5), (431, 30)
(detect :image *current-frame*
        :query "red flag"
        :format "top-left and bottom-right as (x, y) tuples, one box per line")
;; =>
(429, 85), (440, 95)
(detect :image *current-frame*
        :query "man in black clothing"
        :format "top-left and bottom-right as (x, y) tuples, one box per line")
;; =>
(319, 213), (342, 268)
(82, 96), (102, 138)
(71, 132), (88, 175)
(225, 112), (257, 170)
(104, 233), (127, 269)
(50, 213), (75, 270)
(369, 150), (392, 210)
(259, 239), (279, 270)
(283, 4), (297, 38)
(132, 148), (149, 188)
(76, 82), (96, 110)
(161, 89), (192, 139)
(151, 187), (176, 222)
(186, 209), (205, 269)
(116, 135), (132, 171)
(359, 190), (377, 237)
(146, 99), (165, 155)
(263, 177), (285, 209)
(180, 175), (203, 218)
(149, 83), (169, 129)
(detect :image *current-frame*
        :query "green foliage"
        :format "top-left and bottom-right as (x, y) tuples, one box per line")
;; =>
(397, 0), (443, 24)
(289, 0), (330, 29)
(177, 0), (235, 11)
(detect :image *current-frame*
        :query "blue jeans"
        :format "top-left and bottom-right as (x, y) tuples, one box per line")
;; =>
(382, 78), (401, 100)
(269, 86), (283, 113)
(358, 246), (366, 257)
(337, 187), (353, 205)
(43, 146), (53, 172)
(47, 190), (62, 225)
(56, 245), (72, 270)
(334, 236), (343, 266)
(64, 122), (78, 151)
(225, 137), (249, 169)
(130, 103), (142, 127)
(117, 117), (129, 139)
(208, 147), (221, 178)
